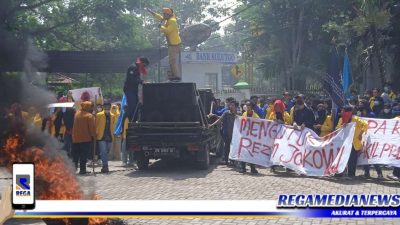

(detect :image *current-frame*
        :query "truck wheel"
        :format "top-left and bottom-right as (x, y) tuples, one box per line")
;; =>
(137, 157), (149, 170)
(197, 144), (210, 170)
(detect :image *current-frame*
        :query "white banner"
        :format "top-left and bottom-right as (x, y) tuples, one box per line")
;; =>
(229, 117), (355, 176)
(358, 118), (400, 167)
(68, 87), (103, 105)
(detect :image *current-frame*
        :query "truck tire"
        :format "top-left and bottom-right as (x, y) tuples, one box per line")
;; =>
(197, 144), (210, 170)
(137, 157), (149, 170)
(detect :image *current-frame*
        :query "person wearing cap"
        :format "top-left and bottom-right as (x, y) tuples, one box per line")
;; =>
(290, 94), (315, 130)
(72, 101), (96, 174)
(313, 103), (333, 137)
(96, 102), (117, 173)
(146, 7), (182, 81)
(336, 105), (369, 178)
(123, 57), (149, 121)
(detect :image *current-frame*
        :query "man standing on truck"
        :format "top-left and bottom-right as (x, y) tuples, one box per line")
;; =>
(146, 7), (182, 81)
(209, 100), (239, 166)
(123, 57), (149, 121)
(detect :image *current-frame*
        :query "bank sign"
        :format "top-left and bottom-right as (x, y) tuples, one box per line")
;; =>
(181, 51), (238, 64)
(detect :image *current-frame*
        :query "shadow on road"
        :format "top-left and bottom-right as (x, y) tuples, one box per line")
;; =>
(124, 156), (220, 180)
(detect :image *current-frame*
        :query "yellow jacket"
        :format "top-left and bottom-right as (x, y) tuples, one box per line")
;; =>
(265, 105), (273, 120)
(96, 111), (116, 141)
(242, 111), (260, 119)
(319, 115), (333, 137)
(267, 111), (291, 124)
(336, 116), (368, 151)
(153, 13), (181, 45)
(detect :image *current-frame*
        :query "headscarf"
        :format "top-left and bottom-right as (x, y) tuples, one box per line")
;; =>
(273, 100), (285, 113)
(342, 105), (353, 124)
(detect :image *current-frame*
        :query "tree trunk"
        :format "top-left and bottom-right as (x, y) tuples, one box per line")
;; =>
(370, 24), (386, 88)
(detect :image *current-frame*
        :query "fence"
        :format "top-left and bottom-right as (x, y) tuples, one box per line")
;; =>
(213, 88), (327, 102)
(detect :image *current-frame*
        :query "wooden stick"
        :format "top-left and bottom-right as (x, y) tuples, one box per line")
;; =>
(92, 95), (97, 176)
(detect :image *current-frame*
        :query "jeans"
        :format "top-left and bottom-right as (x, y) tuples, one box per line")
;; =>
(241, 162), (256, 171)
(125, 92), (138, 121)
(121, 139), (134, 164)
(223, 136), (232, 164)
(98, 141), (112, 169)
(72, 142), (90, 172)
(347, 147), (358, 177)
(364, 165), (383, 176)
(64, 134), (72, 156)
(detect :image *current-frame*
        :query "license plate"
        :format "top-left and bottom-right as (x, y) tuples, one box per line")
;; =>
(154, 147), (176, 154)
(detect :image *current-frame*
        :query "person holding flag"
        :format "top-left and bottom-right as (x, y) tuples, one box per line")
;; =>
(146, 7), (182, 81)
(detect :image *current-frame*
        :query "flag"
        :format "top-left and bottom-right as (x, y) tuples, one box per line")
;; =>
(114, 95), (128, 136)
(342, 51), (352, 99)
(323, 45), (345, 108)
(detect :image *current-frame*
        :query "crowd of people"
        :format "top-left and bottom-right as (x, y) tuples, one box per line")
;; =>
(3, 81), (400, 179)
(209, 84), (400, 179)
(3, 99), (133, 175)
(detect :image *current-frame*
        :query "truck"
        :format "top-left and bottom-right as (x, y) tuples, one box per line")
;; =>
(126, 83), (222, 170)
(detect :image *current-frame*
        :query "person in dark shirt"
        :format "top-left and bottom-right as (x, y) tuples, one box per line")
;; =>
(213, 97), (234, 116)
(209, 100), (239, 165)
(123, 57), (149, 121)
(291, 94), (315, 130)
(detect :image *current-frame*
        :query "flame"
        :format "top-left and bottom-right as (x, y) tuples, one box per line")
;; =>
(1, 133), (110, 225)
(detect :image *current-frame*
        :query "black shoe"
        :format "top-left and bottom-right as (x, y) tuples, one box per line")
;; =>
(101, 168), (109, 173)
(239, 168), (246, 173)
(79, 170), (87, 175)
(251, 169), (259, 174)
(364, 173), (371, 179)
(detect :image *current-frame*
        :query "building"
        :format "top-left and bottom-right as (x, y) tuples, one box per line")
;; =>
(160, 51), (238, 92)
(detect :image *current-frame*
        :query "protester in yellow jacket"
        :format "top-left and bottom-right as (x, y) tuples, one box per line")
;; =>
(146, 7), (182, 81)
(240, 100), (259, 174)
(242, 100), (260, 119)
(313, 104), (333, 137)
(268, 100), (291, 124)
(96, 103), (117, 173)
(336, 105), (368, 177)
